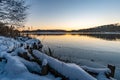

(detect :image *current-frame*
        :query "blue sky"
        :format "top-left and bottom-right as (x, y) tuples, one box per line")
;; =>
(25, 0), (120, 30)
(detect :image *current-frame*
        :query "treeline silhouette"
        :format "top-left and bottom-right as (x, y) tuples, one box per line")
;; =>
(23, 29), (66, 33)
(73, 23), (120, 32)
(23, 23), (120, 33)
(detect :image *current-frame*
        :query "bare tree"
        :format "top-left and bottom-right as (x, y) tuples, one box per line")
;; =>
(0, 0), (28, 26)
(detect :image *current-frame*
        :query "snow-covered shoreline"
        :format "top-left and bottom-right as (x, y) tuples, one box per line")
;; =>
(0, 36), (116, 80)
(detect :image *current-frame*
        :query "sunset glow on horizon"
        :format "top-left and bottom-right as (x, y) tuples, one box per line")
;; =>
(24, 0), (120, 30)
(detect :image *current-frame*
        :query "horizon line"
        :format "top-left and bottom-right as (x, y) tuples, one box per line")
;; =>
(21, 23), (120, 31)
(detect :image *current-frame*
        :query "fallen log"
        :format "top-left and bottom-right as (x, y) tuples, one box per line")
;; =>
(32, 50), (97, 80)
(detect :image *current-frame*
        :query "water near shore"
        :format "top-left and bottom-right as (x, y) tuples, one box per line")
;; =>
(28, 33), (120, 66)
(28, 33), (120, 79)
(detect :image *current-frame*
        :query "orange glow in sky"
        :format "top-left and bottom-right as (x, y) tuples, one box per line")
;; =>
(24, 0), (120, 30)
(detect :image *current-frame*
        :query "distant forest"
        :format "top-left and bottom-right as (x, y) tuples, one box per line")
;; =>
(72, 23), (120, 32)
(23, 23), (120, 32)
(23, 29), (66, 32)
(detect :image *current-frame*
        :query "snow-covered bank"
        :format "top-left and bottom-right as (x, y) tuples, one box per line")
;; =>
(0, 36), (115, 80)
(0, 36), (59, 80)
(0, 52), (49, 80)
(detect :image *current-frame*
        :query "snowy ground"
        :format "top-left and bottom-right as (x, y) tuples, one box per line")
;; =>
(0, 36), (116, 80)
(0, 36), (61, 80)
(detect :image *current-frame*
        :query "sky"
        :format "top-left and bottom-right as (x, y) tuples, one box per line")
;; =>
(24, 0), (120, 30)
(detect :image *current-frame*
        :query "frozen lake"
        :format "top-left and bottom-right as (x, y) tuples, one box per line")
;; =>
(28, 33), (120, 66)
(28, 33), (120, 79)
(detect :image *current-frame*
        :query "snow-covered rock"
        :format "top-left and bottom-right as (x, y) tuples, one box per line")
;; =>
(0, 52), (48, 80)
(12, 47), (34, 60)
(18, 56), (41, 74)
(81, 66), (111, 80)
(0, 36), (59, 80)
(25, 38), (43, 50)
(0, 36), (20, 52)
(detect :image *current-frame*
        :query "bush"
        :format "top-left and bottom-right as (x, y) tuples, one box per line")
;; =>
(0, 22), (20, 37)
